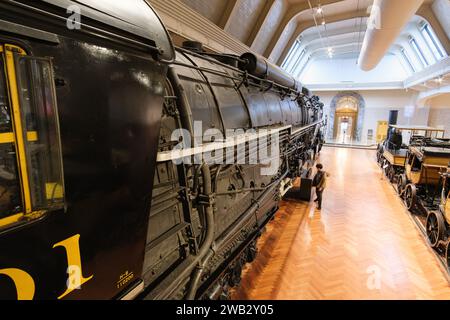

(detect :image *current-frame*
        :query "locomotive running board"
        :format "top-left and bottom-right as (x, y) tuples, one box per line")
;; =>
(156, 125), (292, 162)
(156, 120), (325, 163)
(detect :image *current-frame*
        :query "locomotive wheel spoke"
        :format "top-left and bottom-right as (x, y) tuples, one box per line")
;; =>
(404, 185), (416, 211)
(426, 211), (445, 249)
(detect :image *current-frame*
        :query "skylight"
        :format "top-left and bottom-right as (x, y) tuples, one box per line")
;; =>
(410, 37), (429, 67)
(421, 23), (446, 60)
(295, 55), (310, 78)
(281, 40), (306, 76)
(401, 48), (416, 73)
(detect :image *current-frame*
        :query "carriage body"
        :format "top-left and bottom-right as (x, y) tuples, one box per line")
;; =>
(405, 147), (450, 186)
(377, 125), (447, 184)
(425, 169), (450, 263)
(440, 173), (450, 225)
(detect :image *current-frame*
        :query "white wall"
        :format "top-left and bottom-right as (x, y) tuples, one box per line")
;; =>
(427, 93), (450, 138)
(301, 55), (409, 85)
(315, 89), (430, 144)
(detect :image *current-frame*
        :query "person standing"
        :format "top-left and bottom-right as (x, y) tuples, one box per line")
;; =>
(312, 163), (327, 210)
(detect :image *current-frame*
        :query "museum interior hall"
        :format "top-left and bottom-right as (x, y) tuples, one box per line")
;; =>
(147, 0), (450, 300)
(0, 0), (450, 301)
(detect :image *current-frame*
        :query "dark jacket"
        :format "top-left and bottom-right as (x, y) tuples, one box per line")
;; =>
(313, 171), (327, 190)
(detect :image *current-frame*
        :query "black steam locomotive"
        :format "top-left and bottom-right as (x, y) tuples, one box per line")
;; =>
(0, 0), (325, 300)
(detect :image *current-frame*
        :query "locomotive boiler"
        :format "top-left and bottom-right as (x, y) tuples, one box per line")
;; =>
(0, 0), (325, 300)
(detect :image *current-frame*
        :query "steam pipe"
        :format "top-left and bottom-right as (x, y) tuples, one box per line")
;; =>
(186, 164), (215, 300)
(186, 162), (290, 300)
(168, 67), (194, 135)
(238, 52), (302, 92)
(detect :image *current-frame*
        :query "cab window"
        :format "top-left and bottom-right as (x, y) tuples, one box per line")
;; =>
(16, 56), (64, 209)
(0, 53), (22, 219)
(0, 44), (64, 228)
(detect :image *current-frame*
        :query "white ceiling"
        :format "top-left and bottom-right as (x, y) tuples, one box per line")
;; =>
(171, 0), (450, 93)
(295, 0), (373, 23)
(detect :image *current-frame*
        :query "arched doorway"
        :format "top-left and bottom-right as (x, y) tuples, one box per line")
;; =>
(328, 92), (365, 144)
(334, 96), (359, 144)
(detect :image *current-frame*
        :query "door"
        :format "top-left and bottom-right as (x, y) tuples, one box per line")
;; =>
(376, 121), (388, 143)
(0, 44), (64, 229)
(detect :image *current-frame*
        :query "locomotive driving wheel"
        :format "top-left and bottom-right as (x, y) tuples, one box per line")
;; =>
(426, 211), (445, 249)
(397, 174), (406, 196)
(404, 184), (417, 211)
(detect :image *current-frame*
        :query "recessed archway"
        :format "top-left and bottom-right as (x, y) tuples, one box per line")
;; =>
(328, 91), (366, 143)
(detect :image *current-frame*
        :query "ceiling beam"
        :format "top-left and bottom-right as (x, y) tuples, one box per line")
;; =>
(218, 0), (240, 30)
(246, 0), (276, 47)
(304, 31), (365, 49)
(276, 10), (369, 65)
(262, 0), (342, 58)
(301, 23), (367, 43)
(308, 41), (364, 54)
(312, 48), (398, 59)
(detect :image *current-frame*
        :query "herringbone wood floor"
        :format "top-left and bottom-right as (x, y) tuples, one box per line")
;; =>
(232, 147), (450, 300)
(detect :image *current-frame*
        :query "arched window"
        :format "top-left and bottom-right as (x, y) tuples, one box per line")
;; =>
(281, 39), (306, 75)
(401, 48), (416, 73)
(420, 23), (446, 60)
(410, 37), (429, 67)
(295, 55), (311, 78)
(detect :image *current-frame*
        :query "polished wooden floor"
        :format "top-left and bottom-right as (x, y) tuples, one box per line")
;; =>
(233, 147), (450, 300)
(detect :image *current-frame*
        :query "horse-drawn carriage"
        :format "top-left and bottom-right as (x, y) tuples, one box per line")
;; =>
(399, 147), (450, 211)
(424, 167), (450, 264)
(377, 125), (447, 184)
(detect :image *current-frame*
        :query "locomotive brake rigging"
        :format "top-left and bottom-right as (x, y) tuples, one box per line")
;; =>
(0, 0), (325, 300)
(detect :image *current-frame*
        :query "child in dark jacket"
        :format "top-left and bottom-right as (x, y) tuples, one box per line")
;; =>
(312, 163), (328, 210)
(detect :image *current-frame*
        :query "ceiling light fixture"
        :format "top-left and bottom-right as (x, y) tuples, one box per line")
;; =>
(328, 47), (334, 58)
(307, 0), (332, 60)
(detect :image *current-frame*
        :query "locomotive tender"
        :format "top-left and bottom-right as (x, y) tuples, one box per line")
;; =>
(0, 0), (325, 300)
